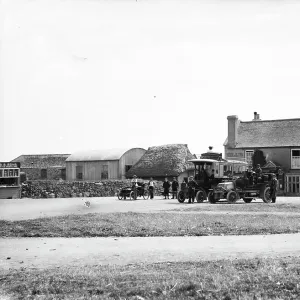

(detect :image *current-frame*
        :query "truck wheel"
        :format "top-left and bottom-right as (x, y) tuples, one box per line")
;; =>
(196, 190), (207, 203)
(227, 190), (238, 203)
(243, 197), (253, 203)
(177, 191), (185, 203)
(208, 191), (216, 204)
(130, 191), (137, 200)
(262, 186), (272, 203)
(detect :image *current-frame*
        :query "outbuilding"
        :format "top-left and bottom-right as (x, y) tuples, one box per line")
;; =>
(66, 148), (146, 181)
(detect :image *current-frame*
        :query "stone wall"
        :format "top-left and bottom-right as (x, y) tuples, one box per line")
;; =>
(21, 180), (164, 199)
(22, 168), (64, 181)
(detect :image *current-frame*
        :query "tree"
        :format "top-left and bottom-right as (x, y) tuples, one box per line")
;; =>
(252, 149), (266, 168)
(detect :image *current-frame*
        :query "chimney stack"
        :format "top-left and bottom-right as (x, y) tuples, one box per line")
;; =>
(227, 115), (239, 148)
(253, 112), (261, 121)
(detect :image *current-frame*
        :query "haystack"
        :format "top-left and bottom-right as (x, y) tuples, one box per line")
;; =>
(126, 144), (195, 179)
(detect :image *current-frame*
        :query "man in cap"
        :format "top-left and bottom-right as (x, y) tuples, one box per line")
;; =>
(163, 177), (171, 199)
(270, 173), (278, 203)
(171, 177), (179, 199)
(187, 176), (197, 203)
(131, 175), (138, 200)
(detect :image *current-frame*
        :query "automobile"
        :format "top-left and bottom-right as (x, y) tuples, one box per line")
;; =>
(177, 158), (249, 203)
(117, 181), (149, 200)
(207, 171), (277, 204)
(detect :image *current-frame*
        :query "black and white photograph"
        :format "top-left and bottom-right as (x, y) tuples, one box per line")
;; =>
(1, 0), (300, 299)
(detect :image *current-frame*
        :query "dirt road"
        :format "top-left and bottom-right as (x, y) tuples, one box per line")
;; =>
(1, 196), (300, 221)
(1, 234), (300, 270)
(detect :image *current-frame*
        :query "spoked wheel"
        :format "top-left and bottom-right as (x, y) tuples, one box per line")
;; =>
(196, 190), (207, 203)
(227, 190), (238, 204)
(262, 186), (272, 203)
(143, 190), (149, 199)
(117, 191), (124, 200)
(243, 197), (253, 203)
(208, 191), (216, 204)
(130, 191), (137, 200)
(177, 191), (185, 203)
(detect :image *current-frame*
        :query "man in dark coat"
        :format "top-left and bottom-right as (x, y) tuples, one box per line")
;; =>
(171, 177), (179, 199)
(163, 177), (171, 199)
(187, 176), (197, 203)
(270, 173), (278, 203)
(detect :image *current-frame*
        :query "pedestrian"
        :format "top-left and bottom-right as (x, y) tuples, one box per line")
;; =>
(270, 173), (278, 203)
(187, 176), (197, 203)
(131, 175), (138, 200)
(171, 177), (179, 199)
(181, 178), (188, 198)
(148, 177), (155, 199)
(163, 177), (171, 199)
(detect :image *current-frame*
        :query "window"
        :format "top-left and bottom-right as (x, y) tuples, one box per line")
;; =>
(101, 165), (108, 179)
(291, 149), (300, 169)
(41, 169), (47, 179)
(76, 166), (83, 180)
(61, 169), (66, 180)
(245, 150), (254, 166)
(125, 165), (132, 173)
(286, 175), (300, 193)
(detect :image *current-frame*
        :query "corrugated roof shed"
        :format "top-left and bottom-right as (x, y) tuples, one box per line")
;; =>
(126, 144), (195, 178)
(226, 118), (300, 148)
(66, 148), (135, 162)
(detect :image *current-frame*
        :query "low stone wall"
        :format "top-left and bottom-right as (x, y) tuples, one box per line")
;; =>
(21, 180), (164, 199)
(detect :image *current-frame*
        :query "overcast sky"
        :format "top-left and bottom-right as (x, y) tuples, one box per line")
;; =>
(1, 0), (300, 161)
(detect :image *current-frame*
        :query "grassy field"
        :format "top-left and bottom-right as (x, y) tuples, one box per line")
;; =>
(1, 257), (300, 299)
(1, 211), (300, 237)
(172, 202), (300, 213)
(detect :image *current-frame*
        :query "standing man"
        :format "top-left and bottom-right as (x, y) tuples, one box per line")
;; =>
(163, 177), (171, 199)
(171, 177), (179, 199)
(188, 176), (197, 203)
(270, 173), (278, 203)
(148, 177), (155, 199)
(131, 175), (138, 200)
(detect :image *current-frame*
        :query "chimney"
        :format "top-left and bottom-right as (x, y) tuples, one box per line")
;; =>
(208, 146), (213, 151)
(227, 115), (239, 148)
(253, 112), (261, 121)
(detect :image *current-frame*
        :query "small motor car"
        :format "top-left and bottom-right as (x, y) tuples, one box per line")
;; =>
(118, 181), (149, 200)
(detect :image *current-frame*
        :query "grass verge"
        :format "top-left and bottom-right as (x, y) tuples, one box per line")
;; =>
(1, 212), (300, 237)
(1, 257), (300, 299)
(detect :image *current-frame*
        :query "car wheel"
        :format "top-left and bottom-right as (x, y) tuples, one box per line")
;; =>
(143, 190), (149, 200)
(177, 191), (185, 203)
(117, 191), (124, 200)
(196, 190), (207, 203)
(227, 190), (238, 203)
(262, 186), (272, 203)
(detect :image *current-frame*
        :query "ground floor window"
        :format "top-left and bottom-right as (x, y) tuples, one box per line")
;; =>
(41, 169), (47, 179)
(286, 175), (300, 193)
(101, 165), (108, 179)
(76, 166), (83, 180)
(125, 165), (132, 172)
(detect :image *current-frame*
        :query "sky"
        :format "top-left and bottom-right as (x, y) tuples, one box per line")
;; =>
(1, 0), (300, 161)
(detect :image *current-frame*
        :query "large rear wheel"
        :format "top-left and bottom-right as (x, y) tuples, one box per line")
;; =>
(196, 189), (207, 203)
(177, 191), (185, 203)
(262, 186), (272, 203)
(227, 190), (238, 203)
(207, 191), (216, 204)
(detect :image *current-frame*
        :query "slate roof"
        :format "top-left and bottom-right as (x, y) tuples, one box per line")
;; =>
(11, 154), (70, 168)
(225, 118), (300, 148)
(126, 144), (196, 178)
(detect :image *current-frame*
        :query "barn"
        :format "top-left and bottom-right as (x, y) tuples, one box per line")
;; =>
(65, 148), (146, 181)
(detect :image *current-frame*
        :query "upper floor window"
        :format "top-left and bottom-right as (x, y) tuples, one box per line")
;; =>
(245, 150), (254, 166)
(291, 149), (300, 169)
